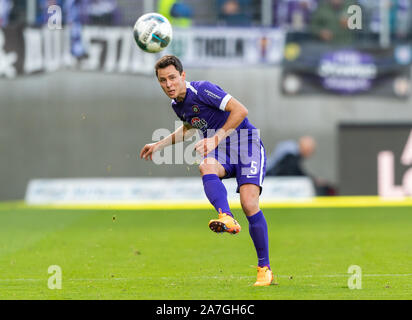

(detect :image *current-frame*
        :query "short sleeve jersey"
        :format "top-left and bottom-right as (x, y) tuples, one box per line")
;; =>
(171, 81), (256, 138)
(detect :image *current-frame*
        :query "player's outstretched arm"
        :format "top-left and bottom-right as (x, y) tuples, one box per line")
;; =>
(216, 97), (248, 140)
(140, 123), (194, 161)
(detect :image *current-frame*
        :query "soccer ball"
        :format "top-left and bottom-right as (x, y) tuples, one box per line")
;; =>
(133, 13), (173, 53)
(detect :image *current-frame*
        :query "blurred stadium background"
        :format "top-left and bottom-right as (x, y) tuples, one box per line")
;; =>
(1, 0), (411, 203)
(1, 0), (412, 300)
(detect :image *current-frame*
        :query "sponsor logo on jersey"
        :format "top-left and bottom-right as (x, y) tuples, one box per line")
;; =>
(191, 117), (208, 132)
(204, 89), (221, 100)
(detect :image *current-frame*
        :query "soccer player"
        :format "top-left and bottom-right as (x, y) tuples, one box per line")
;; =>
(140, 55), (273, 286)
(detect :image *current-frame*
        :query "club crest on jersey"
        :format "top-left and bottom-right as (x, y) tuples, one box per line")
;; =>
(191, 117), (208, 132)
(192, 105), (200, 113)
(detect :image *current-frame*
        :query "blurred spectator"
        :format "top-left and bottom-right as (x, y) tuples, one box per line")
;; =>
(358, 0), (411, 41)
(216, 0), (252, 26)
(65, 0), (87, 59)
(33, 0), (87, 58)
(310, 0), (356, 45)
(266, 136), (337, 196)
(36, 0), (120, 26)
(0, 0), (13, 27)
(158, 0), (193, 28)
(37, 0), (63, 26)
(266, 136), (316, 177)
(87, 0), (120, 25)
(273, 0), (319, 31)
(389, 0), (410, 39)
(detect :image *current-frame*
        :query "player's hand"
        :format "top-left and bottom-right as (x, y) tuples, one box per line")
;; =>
(195, 136), (219, 157)
(140, 143), (159, 161)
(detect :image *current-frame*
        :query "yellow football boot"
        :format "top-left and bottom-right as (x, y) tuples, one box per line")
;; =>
(208, 209), (241, 234)
(253, 266), (274, 287)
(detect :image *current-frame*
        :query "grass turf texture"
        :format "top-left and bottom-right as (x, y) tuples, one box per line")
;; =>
(0, 205), (411, 300)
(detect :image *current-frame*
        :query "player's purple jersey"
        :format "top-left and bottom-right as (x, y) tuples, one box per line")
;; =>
(171, 81), (267, 193)
(171, 81), (257, 137)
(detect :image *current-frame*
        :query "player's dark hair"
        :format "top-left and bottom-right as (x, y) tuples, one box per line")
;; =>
(155, 55), (184, 77)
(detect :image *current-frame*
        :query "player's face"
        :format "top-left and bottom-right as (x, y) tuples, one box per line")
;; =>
(157, 65), (186, 101)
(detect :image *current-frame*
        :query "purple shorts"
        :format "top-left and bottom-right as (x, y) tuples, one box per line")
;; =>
(206, 131), (267, 194)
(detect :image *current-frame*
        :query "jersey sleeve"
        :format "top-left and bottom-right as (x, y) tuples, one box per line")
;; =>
(197, 81), (232, 111)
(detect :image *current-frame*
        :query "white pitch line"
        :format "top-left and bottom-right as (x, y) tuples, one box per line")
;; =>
(1, 274), (412, 282)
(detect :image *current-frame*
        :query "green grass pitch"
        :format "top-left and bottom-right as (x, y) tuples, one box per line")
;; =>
(1, 204), (411, 300)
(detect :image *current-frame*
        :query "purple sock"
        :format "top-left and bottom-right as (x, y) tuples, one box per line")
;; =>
(247, 210), (270, 269)
(202, 174), (233, 217)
